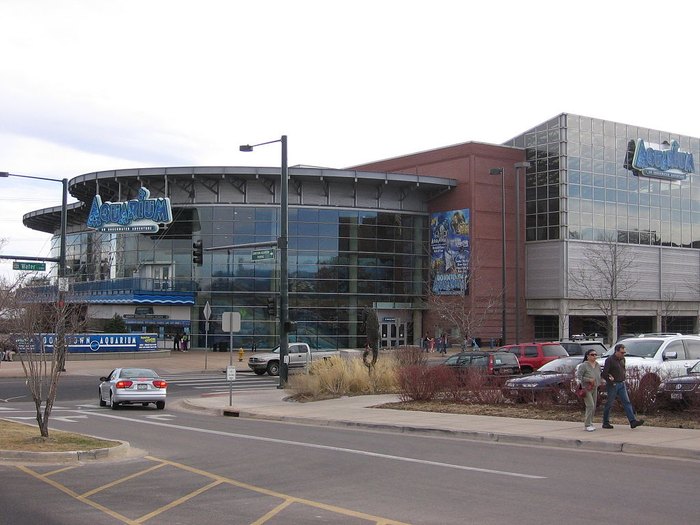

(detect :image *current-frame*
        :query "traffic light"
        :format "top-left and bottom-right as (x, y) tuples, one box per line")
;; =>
(192, 240), (203, 265)
(266, 296), (276, 317)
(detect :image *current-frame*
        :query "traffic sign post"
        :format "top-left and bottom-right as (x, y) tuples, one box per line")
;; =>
(13, 261), (46, 271)
(203, 301), (212, 370)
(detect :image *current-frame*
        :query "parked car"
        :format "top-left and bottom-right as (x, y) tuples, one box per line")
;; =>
(99, 368), (167, 410)
(441, 351), (520, 383)
(503, 356), (582, 403)
(560, 340), (608, 357)
(657, 361), (700, 407)
(498, 342), (569, 373)
(599, 334), (700, 400)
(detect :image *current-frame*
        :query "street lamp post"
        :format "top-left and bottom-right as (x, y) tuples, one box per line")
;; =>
(239, 136), (289, 387)
(0, 171), (69, 370)
(489, 168), (506, 345)
(513, 161), (531, 345)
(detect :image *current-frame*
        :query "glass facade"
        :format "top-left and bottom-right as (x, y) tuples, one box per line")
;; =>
(507, 114), (700, 247)
(51, 205), (428, 350)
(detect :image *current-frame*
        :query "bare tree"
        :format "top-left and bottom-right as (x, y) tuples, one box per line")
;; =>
(9, 282), (81, 438)
(659, 287), (680, 332)
(568, 238), (639, 345)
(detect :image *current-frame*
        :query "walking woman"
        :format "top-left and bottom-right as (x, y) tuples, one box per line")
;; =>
(576, 348), (602, 432)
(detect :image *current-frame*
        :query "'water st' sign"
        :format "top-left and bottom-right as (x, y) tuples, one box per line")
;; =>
(13, 261), (46, 271)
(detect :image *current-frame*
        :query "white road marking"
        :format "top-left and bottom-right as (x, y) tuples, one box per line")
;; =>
(51, 415), (89, 423)
(83, 412), (546, 480)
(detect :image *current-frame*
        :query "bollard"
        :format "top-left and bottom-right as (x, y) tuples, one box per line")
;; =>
(238, 347), (244, 362)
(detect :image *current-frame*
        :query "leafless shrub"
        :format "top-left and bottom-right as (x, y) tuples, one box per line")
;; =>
(623, 367), (663, 414)
(397, 365), (444, 401)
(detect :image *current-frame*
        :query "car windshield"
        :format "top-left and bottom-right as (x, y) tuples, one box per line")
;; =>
(603, 339), (663, 358)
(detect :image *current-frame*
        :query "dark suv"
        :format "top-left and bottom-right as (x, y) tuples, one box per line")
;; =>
(499, 342), (568, 373)
(442, 351), (521, 381)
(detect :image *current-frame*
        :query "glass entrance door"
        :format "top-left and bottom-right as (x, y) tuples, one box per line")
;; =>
(381, 321), (405, 347)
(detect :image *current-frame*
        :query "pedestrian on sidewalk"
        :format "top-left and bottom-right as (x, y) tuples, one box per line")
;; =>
(173, 333), (181, 352)
(181, 333), (189, 352)
(602, 343), (645, 429)
(577, 348), (602, 431)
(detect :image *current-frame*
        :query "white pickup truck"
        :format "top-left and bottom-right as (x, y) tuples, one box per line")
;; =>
(247, 342), (340, 376)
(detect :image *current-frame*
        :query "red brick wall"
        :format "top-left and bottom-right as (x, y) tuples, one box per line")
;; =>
(352, 142), (530, 345)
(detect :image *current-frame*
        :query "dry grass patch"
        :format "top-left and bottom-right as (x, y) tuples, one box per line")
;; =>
(0, 419), (120, 452)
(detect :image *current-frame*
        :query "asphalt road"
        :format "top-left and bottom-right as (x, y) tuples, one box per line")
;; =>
(0, 370), (278, 404)
(1, 393), (698, 524)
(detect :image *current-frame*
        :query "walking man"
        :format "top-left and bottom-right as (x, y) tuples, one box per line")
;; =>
(601, 343), (644, 429)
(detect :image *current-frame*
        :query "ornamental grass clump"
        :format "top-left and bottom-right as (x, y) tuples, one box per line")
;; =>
(288, 354), (399, 400)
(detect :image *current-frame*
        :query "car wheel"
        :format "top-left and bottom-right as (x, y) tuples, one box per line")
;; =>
(253, 369), (266, 375)
(156, 400), (165, 410)
(267, 361), (280, 376)
(109, 393), (120, 410)
(99, 390), (107, 407)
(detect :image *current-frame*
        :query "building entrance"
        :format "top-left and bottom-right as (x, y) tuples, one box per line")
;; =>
(381, 320), (406, 347)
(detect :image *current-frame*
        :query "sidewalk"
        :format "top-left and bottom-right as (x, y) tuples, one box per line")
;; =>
(2, 350), (699, 461)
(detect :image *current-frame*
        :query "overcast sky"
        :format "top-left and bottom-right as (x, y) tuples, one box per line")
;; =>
(2, 0), (700, 280)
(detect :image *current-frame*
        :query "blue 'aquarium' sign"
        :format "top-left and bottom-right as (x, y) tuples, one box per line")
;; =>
(15, 333), (159, 353)
(625, 139), (695, 181)
(87, 187), (173, 233)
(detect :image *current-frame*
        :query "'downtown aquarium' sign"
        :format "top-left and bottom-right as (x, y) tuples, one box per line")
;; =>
(15, 333), (159, 353)
(87, 187), (173, 233)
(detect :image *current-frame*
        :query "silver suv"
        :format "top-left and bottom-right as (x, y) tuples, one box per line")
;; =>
(601, 334), (700, 383)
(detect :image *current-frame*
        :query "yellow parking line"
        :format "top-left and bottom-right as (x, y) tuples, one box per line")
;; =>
(135, 479), (223, 523)
(17, 466), (139, 525)
(43, 465), (77, 477)
(81, 462), (167, 498)
(250, 498), (294, 525)
(17, 457), (411, 525)
(146, 456), (411, 525)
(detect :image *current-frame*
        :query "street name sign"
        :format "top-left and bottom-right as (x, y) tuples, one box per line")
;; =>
(13, 261), (46, 271)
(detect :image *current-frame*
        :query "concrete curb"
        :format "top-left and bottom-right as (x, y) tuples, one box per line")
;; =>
(0, 440), (130, 464)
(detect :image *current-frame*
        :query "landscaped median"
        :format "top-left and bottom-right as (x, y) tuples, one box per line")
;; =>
(0, 419), (129, 463)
